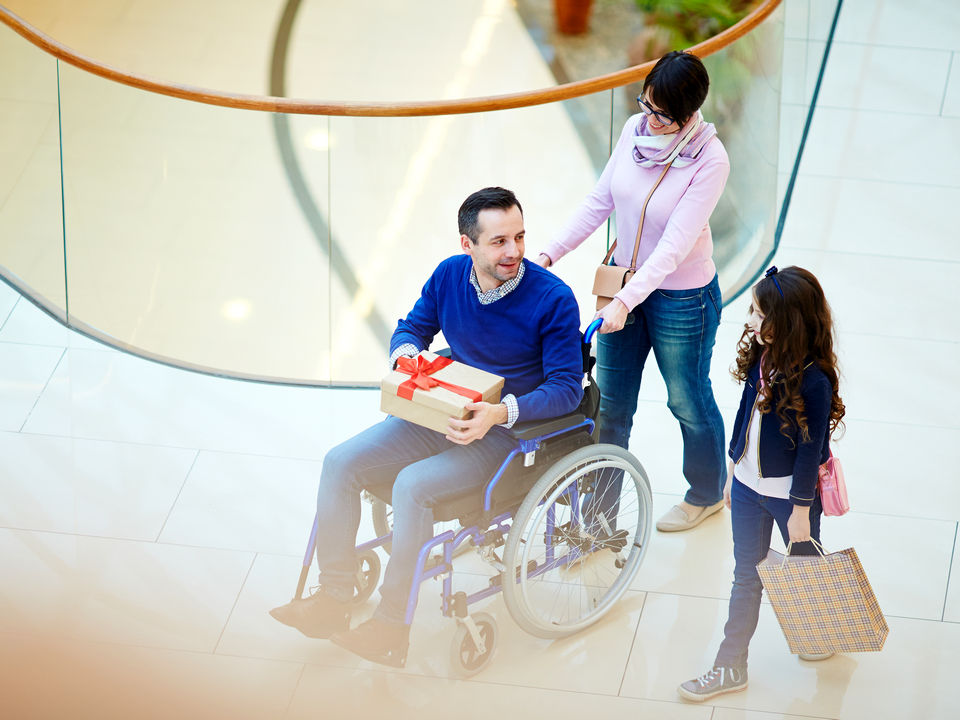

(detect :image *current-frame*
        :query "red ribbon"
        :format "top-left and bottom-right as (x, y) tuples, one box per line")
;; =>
(394, 355), (482, 403)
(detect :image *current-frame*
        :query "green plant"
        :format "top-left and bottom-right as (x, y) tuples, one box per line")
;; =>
(634, 0), (755, 54)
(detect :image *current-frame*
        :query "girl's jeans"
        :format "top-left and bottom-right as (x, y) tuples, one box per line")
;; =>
(714, 478), (823, 669)
(596, 274), (726, 507)
(314, 416), (517, 625)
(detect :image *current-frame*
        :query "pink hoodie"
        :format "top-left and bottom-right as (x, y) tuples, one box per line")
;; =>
(542, 113), (729, 310)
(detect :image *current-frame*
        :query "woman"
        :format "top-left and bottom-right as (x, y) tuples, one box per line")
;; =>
(536, 51), (728, 532)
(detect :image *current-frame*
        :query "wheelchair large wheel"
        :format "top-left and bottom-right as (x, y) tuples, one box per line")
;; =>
(371, 498), (470, 558)
(501, 444), (652, 639)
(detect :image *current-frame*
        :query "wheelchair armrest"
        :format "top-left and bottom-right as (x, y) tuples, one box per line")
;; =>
(509, 413), (587, 441)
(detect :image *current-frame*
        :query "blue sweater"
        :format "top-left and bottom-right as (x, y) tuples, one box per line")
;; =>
(390, 256), (583, 422)
(728, 360), (832, 506)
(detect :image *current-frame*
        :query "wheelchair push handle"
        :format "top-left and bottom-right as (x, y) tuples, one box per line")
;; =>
(584, 318), (603, 346)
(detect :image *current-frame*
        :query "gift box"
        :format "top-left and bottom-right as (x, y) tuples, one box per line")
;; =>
(380, 351), (504, 434)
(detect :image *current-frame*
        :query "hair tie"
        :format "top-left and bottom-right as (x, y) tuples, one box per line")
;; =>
(765, 266), (784, 298)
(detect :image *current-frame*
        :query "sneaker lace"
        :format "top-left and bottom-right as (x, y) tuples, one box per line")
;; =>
(697, 667), (722, 687)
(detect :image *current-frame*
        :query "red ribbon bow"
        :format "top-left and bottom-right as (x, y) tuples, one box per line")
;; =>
(394, 355), (482, 403)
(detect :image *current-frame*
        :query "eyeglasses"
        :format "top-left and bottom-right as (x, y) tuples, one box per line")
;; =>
(636, 96), (675, 126)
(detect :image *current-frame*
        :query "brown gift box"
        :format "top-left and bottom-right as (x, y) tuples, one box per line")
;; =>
(380, 351), (505, 434)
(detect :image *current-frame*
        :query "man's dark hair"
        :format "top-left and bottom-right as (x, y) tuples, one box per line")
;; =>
(458, 187), (523, 244)
(642, 51), (710, 126)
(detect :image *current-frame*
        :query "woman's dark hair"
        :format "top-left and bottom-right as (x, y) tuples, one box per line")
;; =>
(458, 187), (523, 244)
(732, 266), (846, 442)
(642, 51), (710, 126)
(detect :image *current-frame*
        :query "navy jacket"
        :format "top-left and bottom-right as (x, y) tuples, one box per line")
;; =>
(728, 360), (832, 506)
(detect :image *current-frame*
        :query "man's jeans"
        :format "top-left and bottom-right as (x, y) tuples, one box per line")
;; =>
(596, 274), (726, 507)
(714, 478), (823, 669)
(314, 416), (516, 625)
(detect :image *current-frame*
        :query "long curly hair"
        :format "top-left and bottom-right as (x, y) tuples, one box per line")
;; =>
(732, 266), (845, 442)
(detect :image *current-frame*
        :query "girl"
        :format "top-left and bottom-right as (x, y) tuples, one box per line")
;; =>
(678, 265), (846, 702)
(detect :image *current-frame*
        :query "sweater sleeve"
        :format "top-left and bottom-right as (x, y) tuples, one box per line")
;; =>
(615, 146), (729, 310)
(389, 265), (442, 356)
(539, 119), (635, 265)
(514, 285), (584, 421)
(789, 374), (832, 506)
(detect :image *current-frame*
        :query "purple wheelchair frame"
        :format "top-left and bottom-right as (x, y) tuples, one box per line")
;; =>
(294, 319), (604, 626)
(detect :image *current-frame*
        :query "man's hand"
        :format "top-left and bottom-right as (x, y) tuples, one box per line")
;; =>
(446, 401), (508, 445)
(597, 297), (630, 333)
(787, 504), (812, 544)
(533, 253), (551, 269)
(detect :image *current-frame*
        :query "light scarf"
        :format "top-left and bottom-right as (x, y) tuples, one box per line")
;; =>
(632, 111), (717, 168)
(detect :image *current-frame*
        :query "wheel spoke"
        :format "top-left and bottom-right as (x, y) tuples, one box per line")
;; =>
(502, 446), (652, 638)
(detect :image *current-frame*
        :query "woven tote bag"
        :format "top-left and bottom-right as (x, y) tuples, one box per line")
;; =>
(757, 544), (888, 654)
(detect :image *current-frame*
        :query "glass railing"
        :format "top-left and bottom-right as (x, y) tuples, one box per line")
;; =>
(0, 0), (840, 385)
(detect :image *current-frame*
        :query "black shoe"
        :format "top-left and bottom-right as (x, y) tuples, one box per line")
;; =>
(677, 666), (748, 702)
(269, 589), (350, 639)
(330, 618), (410, 668)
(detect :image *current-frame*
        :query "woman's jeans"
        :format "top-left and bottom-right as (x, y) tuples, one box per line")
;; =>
(314, 416), (516, 625)
(596, 274), (725, 507)
(714, 478), (823, 669)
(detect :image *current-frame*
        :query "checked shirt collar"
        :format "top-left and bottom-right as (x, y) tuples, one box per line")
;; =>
(469, 261), (525, 304)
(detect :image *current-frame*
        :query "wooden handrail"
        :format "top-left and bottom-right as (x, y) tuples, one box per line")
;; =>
(0, 0), (779, 116)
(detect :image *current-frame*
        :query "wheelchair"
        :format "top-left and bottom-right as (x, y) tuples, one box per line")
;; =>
(290, 319), (653, 677)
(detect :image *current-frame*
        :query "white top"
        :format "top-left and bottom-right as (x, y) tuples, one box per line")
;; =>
(734, 404), (792, 499)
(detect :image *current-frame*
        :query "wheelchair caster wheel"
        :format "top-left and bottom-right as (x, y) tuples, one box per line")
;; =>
(350, 549), (381, 605)
(450, 612), (497, 678)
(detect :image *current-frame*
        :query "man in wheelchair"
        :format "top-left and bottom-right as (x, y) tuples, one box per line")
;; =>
(271, 187), (584, 666)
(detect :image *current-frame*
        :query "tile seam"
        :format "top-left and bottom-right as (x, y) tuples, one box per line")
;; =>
(154, 449), (202, 542)
(17, 346), (66, 433)
(0, 296), (18, 332)
(213, 552), (257, 655)
(941, 522), (958, 622)
(616, 591), (647, 697)
(940, 51), (954, 116)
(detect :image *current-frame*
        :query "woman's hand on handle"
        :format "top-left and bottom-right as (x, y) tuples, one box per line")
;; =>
(787, 505), (812, 544)
(596, 298), (630, 333)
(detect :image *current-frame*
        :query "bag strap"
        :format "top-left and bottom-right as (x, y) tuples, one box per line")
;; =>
(781, 538), (827, 567)
(601, 161), (672, 269)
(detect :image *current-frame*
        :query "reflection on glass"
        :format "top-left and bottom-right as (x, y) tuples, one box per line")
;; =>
(1, 1), (846, 385)
(57, 63), (331, 381)
(0, 25), (65, 309)
(704, 0), (785, 300)
(326, 95), (612, 382)
(777, 1), (842, 218)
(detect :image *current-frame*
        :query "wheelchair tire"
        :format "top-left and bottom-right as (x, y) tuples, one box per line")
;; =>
(501, 444), (652, 639)
(350, 549), (381, 605)
(450, 612), (497, 678)
(371, 498), (471, 559)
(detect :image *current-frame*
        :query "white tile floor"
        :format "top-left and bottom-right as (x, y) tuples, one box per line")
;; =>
(1, 1), (959, 718)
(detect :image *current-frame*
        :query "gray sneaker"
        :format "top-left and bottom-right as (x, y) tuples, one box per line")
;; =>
(678, 666), (748, 702)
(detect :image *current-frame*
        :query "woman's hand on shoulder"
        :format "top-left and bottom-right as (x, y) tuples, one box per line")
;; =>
(597, 297), (630, 333)
(533, 253), (552, 269)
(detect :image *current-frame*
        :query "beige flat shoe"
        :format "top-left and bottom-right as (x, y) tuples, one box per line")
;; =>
(656, 501), (724, 532)
(798, 652), (834, 661)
